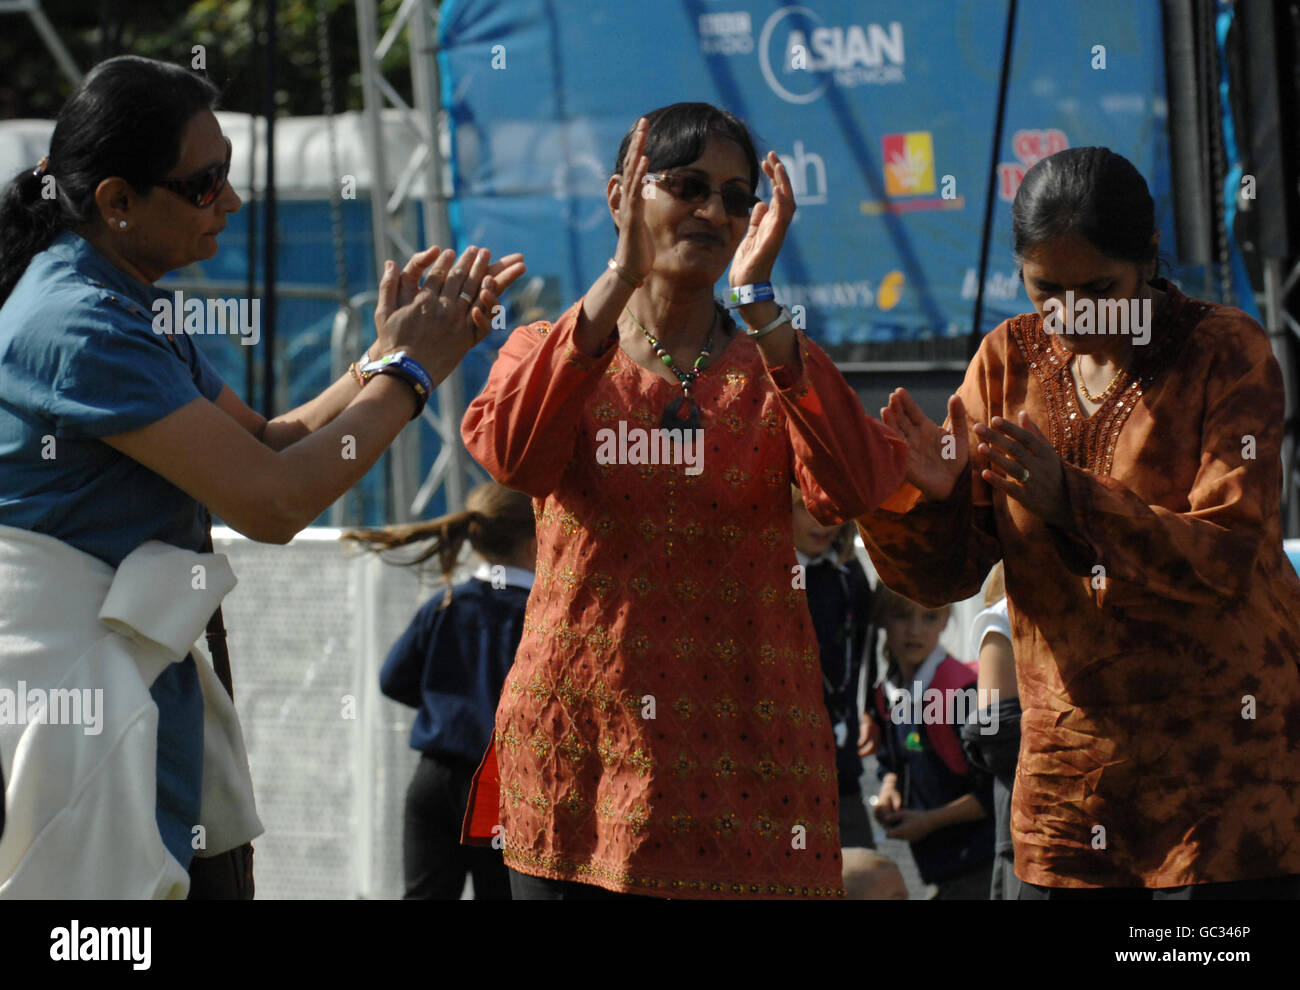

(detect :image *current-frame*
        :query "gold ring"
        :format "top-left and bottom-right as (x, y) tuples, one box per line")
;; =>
(1020, 468), (1031, 483)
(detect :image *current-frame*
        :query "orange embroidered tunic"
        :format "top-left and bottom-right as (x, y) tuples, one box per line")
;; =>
(460, 299), (907, 899)
(858, 281), (1300, 888)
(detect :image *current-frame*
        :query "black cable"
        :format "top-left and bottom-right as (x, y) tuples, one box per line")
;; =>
(968, 0), (1019, 360)
(260, 0), (278, 419)
(245, 0), (260, 406)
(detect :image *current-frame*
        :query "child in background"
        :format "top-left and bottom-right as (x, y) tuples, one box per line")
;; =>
(342, 482), (536, 900)
(869, 585), (995, 899)
(960, 562), (1020, 899)
(792, 486), (876, 852)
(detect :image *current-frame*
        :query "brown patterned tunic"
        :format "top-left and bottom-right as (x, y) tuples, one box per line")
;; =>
(460, 299), (907, 898)
(857, 281), (1300, 888)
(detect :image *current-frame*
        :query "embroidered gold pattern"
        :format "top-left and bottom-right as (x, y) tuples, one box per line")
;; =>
(558, 733), (588, 765)
(712, 695), (739, 718)
(597, 737), (621, 767)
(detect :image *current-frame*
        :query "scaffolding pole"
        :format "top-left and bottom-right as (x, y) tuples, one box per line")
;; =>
(355, 0), (468, 520)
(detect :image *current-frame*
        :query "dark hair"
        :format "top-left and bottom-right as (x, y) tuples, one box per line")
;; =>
(613, 102), (760, 193)
(341, 482), (536, 606)
(0, 55), (220, 306)
(1012, 147), (1157, 273)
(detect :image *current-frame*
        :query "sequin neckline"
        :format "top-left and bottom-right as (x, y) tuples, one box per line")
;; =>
(1009, 281), (1210, 477)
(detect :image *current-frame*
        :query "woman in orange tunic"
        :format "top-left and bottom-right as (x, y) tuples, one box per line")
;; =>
(459, 103), (907, 899)
(858, 147), (1300, 898)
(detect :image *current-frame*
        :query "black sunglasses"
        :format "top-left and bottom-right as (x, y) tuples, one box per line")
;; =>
(646, 171), (760, 218)
(156, 137), (232, 208)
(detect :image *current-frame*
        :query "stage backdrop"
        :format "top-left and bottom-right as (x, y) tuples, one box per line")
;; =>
(437, 0), (1233, 365)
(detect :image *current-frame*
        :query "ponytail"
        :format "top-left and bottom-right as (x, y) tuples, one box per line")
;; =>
(0, 165), (74, 306)
(341, 482), (536, 607)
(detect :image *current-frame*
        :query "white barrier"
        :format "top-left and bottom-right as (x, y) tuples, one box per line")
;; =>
(206, 529), (990, 899)
(211, 527), (447, 900)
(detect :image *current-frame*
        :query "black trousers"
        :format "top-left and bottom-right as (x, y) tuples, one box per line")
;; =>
(1018, 872), (1300, 900)
(403, 751), (510, 900)
(508, 868), (663, 900)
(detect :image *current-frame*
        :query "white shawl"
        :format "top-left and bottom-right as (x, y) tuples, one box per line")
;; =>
(0, 524), (263, 899)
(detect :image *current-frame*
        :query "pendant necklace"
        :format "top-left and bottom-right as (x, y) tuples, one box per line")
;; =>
(625, 306), (719, 431)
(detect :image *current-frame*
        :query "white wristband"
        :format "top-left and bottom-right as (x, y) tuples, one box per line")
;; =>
(746, 305), (793, 341)
(727, 282), (775, 308)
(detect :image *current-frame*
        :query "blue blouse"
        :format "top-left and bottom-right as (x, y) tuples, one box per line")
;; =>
(0, 230), (227, 873)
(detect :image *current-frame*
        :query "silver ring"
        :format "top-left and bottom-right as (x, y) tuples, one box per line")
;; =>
(459, 291), (474, 303)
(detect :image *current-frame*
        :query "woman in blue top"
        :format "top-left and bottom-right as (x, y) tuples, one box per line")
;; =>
(0, 55), (525, 896)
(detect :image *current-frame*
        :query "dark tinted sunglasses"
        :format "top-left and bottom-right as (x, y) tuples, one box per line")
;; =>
(156, 137), (232, 208)
(647, 172), (760, 218)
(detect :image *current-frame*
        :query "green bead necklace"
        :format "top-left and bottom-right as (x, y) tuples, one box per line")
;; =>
(624, 306), (719, 430)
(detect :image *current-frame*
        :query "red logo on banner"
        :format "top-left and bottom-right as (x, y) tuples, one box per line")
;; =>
(997, 129), (1069, 201)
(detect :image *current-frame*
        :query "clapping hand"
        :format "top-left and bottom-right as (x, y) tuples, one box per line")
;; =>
(610, 117), (655, 284)
(381, 244), (527, 343)
(880, 388), (972, 502)
(371, 244), (526, 390)
(975, 412), (1070, 529)
(728, 150), (795, 287)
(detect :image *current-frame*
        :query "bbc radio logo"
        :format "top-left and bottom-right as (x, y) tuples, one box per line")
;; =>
(698, 11), (753, 55)
(862, 131), (965, 216)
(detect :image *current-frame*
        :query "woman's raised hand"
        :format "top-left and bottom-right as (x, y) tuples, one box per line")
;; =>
(881, 388), (971, 502)
(612, 117), (655, 283)
(371, 244), (526, 389)
(728, 150), (795, 287)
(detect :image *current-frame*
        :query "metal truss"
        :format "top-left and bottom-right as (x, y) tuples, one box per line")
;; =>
(1261, 258), (1300, 537)
(0, 1), (80, 84)
(355, 0), (471, 521)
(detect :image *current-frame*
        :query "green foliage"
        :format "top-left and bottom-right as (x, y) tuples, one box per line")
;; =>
(0, 0), (418, 119)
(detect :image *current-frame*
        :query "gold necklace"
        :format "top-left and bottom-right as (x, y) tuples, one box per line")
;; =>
(1073, 354), (1125, 403)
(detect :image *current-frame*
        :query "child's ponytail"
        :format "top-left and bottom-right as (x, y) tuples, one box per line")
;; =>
(342, 482), (536, 605)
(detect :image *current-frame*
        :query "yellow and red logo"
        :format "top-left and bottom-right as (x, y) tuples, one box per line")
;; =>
(882, 132), (936, 197)
(862, 130), (963, 216)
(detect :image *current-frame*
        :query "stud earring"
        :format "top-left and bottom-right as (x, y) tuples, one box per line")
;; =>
(118, 220), (127, 229)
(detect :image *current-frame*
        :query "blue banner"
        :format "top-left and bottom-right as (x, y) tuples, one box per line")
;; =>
(438, 0), (1181, 356)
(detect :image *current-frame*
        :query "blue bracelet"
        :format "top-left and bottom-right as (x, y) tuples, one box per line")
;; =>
(726, 282), (775, 308)
(360, 350), (433, 420)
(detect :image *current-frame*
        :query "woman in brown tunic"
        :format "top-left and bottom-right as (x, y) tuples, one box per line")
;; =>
(857, 146), (1300, 898)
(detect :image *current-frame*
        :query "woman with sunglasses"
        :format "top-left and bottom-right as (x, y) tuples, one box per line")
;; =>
(459, 102), (907, 899)
(0, 55), (524, 897)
